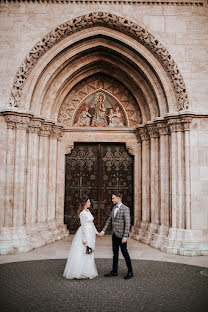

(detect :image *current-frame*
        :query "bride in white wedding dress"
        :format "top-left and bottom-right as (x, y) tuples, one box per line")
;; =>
(63, 195), (99, 279)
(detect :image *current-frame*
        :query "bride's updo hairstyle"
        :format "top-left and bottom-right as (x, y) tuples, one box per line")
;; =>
(77, 195), (90, 216)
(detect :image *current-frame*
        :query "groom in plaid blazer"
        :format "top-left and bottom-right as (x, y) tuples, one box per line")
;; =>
(100, 192), (133, 279)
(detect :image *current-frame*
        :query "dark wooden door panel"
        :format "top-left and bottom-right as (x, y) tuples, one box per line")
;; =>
(64, 143), (134, 233)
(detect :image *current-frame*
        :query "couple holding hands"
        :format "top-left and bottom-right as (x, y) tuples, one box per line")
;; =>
(63, 193), (133, 280)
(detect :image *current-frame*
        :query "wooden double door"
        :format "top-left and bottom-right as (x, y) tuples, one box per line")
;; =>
(64, 143), (134, 233)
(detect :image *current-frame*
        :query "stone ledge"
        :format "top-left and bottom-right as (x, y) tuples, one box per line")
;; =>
(132, 226), (208, 256)
(0, 222), (69, 255)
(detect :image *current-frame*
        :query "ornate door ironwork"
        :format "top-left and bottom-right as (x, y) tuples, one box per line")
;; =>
(64, 143), (134, 233)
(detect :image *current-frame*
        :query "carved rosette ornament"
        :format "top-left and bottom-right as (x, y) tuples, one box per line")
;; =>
(9, 12), (189, 111)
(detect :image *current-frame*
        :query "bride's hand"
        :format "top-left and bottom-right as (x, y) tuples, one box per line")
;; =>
(83, 241), (87, 246)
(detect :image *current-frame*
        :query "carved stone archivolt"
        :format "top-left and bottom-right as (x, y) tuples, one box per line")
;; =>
(9, 12), (189, 111)
(58, 74), (142, 128)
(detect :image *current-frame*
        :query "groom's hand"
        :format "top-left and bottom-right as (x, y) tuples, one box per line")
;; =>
(122, 238), (127, 244)
(99, 232), (104, 237)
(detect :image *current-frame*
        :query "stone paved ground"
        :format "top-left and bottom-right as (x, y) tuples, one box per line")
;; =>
(0, 258), (208, 312)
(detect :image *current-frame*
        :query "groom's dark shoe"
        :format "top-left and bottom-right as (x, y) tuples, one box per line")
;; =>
(124, 272), (133, 279)
(104, 271), (118, 277)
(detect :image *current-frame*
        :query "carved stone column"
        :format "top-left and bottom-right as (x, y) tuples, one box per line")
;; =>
(12, 115), (31, 227)
(131, 135), (142, 232)
(142, 123), (159, 244)
(181, 117), (192, 230)
(125, 141), (141, 238)
(151, 120), (170, 248)
(134, 126), (150, 239)
(37, 122), (53, 223)
(48, 125), (62, 222)
(26, 118), (43, 226)
(55, 129), (65, 224)
(161, 118), (185, 253)
(4, 115), (16, 227)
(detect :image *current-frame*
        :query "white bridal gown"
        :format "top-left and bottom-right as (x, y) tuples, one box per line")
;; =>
(63, 209), (98, 279)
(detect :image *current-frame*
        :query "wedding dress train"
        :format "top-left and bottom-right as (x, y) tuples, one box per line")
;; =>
(63, 209), (98, 279)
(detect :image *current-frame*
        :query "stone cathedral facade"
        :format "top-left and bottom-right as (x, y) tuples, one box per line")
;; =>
(0, 0), (207, 256)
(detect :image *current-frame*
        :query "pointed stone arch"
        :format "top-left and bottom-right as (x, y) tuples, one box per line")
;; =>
(9, 11), (189, 111)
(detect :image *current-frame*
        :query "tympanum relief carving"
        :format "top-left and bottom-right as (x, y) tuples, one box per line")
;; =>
(58, 74), (141, 128)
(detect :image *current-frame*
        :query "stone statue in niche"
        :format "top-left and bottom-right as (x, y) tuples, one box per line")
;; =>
(108, 106), (124, 127)
(73, 90), (126, 127)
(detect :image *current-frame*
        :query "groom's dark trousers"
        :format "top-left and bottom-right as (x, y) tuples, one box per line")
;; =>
(112, 233), (132, 274)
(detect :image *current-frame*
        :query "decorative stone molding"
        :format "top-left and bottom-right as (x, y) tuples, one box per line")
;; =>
(3, 112), (32, 130)
(2, 110), (64, 141)
(65, 144), (74, 155)
(3, 0), (204, 7)
(9, 12), (189, 111)
(126, 144), (136, 156)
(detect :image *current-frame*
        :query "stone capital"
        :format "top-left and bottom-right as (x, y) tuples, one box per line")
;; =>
(27, 118), (43, 134)
(181, 117), (192, 131)
(3, 112), (31, 130)
(50, 125), (64, 140)
(146, 124), (158, 138)
(167, 118), (183, 133)
(156, 121), (169, 136)
(39, 122), (54, 137)
(137, 127), (149, 141)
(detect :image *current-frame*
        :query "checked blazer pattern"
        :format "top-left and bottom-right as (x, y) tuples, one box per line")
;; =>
(102, 204), (131, 239)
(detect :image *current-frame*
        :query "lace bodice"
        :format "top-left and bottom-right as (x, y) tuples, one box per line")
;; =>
(80, 210), (98, 241)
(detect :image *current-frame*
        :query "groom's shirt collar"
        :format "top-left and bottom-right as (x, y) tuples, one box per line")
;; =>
(116, 202), (122, 208)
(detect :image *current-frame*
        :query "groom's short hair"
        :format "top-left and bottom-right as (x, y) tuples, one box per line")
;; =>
(112, 192), (122, 200)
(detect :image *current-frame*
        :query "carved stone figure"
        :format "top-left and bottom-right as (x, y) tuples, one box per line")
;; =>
(108, 107), (124, 127)
(75, 107), (91, 126)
